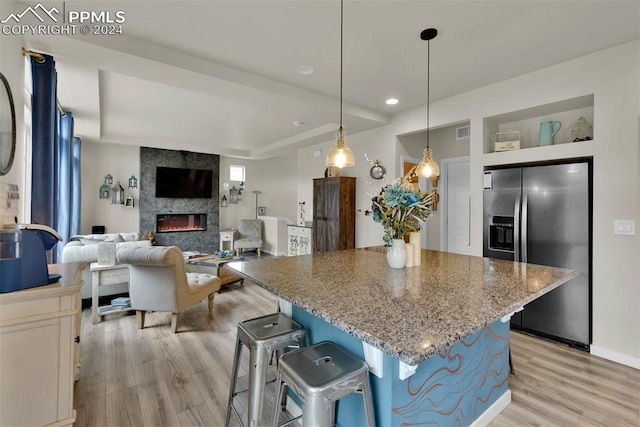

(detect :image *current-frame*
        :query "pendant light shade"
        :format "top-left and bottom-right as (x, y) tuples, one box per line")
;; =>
(416, 147), (440, 178)
(326, 0), (355, 169)
(326, 126), (354, 168)
(416, 28), (439, 179)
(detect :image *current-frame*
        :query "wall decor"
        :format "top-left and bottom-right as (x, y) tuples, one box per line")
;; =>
(111, 181), (124, 205)
(298, 201), (306, 226)
(0, 73), (16, 176)
(99, 174), (112, 199)
(229, 186), (240, 203)
(369, 160), (386, 180)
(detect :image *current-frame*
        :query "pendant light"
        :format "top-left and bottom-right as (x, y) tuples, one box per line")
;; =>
(415, 28), (440, 179)
(325, 0), (355, 169)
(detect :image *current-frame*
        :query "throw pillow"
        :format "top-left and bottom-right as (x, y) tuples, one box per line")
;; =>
(80, 238), (102, 245)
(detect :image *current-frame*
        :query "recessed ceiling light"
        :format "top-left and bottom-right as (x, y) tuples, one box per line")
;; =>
(386, 98), (399, 105)
(293, 121), (306, 127)
(297, 65), (314, 75)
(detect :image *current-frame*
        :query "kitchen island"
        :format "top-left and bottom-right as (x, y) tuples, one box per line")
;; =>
(226, 248), (577, 426)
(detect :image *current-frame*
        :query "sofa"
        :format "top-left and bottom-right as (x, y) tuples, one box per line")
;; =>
(61, 232), (151, 299)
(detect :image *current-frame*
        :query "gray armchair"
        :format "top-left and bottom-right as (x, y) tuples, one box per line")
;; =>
(116, 245), (221, 333)
(234, 219), (263, 257)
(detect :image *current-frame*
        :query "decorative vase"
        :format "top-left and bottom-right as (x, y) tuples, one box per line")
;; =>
(387, 239), (407, 269)
(409, 232), (421, 266)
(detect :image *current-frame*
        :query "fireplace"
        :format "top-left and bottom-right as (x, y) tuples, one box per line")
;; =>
(157, 214), (207, 233)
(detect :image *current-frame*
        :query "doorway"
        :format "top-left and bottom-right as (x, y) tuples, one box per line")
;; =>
(440, 156), (470, 254)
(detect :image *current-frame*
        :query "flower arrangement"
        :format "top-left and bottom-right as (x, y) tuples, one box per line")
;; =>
(143, 230), (157, 245)
(371, 178), (435, 245)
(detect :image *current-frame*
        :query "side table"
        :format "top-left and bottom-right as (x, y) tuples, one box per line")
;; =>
(220, 229), (236, 251)
(90, 263), (131, 324)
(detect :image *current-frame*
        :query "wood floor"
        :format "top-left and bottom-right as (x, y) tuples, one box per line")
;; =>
(74, 281), (640, 427)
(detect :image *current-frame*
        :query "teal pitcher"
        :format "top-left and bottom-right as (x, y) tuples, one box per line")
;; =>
(539, 121), (561, 146)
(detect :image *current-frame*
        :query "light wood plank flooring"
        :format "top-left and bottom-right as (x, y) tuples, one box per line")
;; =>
(75, 281), (640, 426)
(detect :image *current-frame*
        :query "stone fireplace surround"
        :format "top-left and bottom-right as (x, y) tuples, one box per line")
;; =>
(139, 147), (220, 253)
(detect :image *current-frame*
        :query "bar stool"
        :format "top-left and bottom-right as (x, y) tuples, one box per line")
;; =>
(272, 341), (375, 427)
(225, 313), (305, 427)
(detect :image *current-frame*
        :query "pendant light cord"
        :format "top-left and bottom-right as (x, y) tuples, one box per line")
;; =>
(426, 37), (430, 149)
(339, 0), (344, 130)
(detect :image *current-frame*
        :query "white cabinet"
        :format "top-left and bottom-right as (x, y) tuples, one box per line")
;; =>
(258, 216), (292, 256)
(0, 263), (84, 427)
(288, 225), (312, 256)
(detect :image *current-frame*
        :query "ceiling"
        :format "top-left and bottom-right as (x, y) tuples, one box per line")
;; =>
(21, 0), (640, 159)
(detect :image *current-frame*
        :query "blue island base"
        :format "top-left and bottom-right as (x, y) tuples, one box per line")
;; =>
(291, 306), (510, 426)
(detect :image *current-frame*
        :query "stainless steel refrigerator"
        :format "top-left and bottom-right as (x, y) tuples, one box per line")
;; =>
(483, 160), (592, 350)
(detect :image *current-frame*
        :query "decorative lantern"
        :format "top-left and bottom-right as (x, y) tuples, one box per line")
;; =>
(571, 117), (593, 142)
(99, 174), (112, 199)
(111, 181), (125, 205)
(229, 186), (240, 204)
(128, 175), (138, 189)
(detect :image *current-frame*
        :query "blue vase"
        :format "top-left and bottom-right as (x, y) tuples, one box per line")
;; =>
(539, 121), (561, 146)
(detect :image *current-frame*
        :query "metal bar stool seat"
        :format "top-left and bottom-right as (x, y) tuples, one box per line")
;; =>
(272, 341), (375, 427)
(225, 313), (305, 427)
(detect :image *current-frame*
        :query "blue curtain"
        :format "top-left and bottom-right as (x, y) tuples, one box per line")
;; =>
(31, 55), (82, 262)
(30, 55), (57, 229)
(55, 113), (81, 261)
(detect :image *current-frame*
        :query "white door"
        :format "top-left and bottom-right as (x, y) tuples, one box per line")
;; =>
(446, 160), (470, 254)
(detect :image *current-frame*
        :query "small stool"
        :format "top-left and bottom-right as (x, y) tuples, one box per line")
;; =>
(272, 341), (375, 427)
(225, 313), (305, 427)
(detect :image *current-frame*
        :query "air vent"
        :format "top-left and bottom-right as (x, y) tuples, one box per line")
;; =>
(456, 126), (470, 140)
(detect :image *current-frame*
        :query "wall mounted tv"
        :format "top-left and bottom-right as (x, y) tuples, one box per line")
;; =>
(155, 167), (213, 198)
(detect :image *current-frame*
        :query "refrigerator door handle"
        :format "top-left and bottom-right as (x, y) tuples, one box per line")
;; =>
(522, 193), (528, 263)
(514, 194), (521, 262)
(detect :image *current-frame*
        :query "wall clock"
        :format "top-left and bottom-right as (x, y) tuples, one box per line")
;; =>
(369, 160), (386, 180)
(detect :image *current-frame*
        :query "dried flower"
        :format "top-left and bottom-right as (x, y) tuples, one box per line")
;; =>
(371, 178), (435, 245)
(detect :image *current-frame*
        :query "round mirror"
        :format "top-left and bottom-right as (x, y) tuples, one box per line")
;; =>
(0, 73), (16, 175)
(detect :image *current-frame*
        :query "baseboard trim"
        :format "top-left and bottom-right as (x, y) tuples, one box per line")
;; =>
(590, 345), (640, 369)
(470, 390), (511, 427)
(284, 388), (511, 426)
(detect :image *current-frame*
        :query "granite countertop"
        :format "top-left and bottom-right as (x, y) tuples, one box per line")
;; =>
(226, 248), (577, 365)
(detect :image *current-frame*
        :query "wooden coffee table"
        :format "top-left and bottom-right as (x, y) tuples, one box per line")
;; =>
(186, 255), (245, 287)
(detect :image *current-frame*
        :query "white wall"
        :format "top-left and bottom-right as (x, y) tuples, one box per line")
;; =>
(218, 156), (297, 230)
(80, 141), (140, 234)
(298, 41), (640, 367)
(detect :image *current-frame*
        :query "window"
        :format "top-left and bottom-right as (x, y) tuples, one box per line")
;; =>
(230, 165), (245, 182)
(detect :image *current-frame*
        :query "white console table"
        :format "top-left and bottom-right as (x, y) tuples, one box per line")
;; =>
(91, 263), (131, 324)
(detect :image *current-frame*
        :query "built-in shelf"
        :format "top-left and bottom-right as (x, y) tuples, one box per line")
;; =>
(482, 94), (595, 166)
